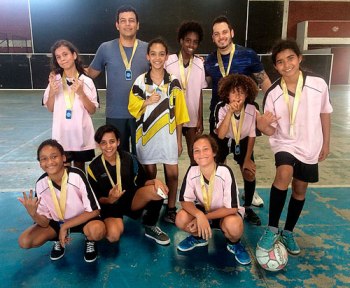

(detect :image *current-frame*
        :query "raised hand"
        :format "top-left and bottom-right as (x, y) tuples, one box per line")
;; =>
(18, 190), (40, 217)
(71, 78), (84, 96)
(146, 90), (161, 105)
(48, 72), (59, 96)
(108, 185), (125, 204)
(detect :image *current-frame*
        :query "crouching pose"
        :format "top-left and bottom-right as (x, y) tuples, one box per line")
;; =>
(87, 125), (170, 246)
(175, 134), (251, 265)
(18, 139), (106, 262)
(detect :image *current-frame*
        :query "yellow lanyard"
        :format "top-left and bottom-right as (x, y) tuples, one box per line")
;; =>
(48, 169), (68, 221)
(230, 106), (245, 146)
(217, 44), (235, 77)
(119, 39), (138, 70)
(101, 153), (122, 192)
(178, 52), (193, 92)
(62, 72), (78, 110)
(281, 71), (303, 137)
(200, 168), (216, 212)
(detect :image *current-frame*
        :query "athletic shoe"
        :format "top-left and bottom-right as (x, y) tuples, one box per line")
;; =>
(163, 208), (177, 224)
(227, 242), (251, 265)
(84, 240), (97, 263)
(177, 235), (208, 252)
(144, 225), (170, 245)
(245, 208), (261, 226)
(50, 241), (65, 261)
(257, 227), (280, 252)
(242, 190), (264, 207)
(281, 230), (301, 255)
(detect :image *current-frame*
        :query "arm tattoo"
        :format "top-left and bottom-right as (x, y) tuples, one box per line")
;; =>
(253, 71), (268, 85)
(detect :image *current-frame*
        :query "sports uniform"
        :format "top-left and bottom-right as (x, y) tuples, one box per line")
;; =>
(264, 71), (333, 165)
(179, 164), (244, 216)
(165, 54), (207, 128)
(36, 166), (100, 222)
(258, 70), (333, 254)
(87, 150), (147, 219)
(128, 70), (190, 165)
(43, 73), (98, 159)
(215, 102), (257, 164)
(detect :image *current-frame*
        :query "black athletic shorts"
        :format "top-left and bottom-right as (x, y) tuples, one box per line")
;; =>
(275, 151), (319, 183)
(49, 216), (102, 236)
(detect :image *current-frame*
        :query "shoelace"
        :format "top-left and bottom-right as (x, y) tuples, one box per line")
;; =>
(54, 241), (62, 251)
(86, 241), (95, 253)
(150, 226), (163, 236)
(234, 243), (244, 253)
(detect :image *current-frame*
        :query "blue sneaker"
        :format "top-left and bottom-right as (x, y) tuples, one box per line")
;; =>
(257, 227), (280, 252)
(177, 235), (208, 252)
(227, 242), (251, 265)
(281, 230), (301, 255)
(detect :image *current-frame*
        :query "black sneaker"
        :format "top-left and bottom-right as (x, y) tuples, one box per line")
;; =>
(50, 241), (65, 261)
(84, 240), (97, 263)
(245, 208), (261, 226)
(144, 225), (170, 245)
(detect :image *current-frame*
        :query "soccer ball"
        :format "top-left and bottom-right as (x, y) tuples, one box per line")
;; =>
(256, 241), (288, 272)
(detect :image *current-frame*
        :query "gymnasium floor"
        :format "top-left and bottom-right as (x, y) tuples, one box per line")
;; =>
(0, 87), (349, 287)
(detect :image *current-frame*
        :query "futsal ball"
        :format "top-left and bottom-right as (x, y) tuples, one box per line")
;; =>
(256, 241), (288, 272)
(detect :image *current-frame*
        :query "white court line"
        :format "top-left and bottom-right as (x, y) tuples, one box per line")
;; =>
(0, 128), (51, 161)
(331, 122), (350, 130)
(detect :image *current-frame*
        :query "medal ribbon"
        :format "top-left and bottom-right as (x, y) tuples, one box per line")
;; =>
(119, 39), (138, 70)
(217, 43), (235, 77)
(48, 169), (68, 221)
(281, 71), (303, 137)
(200, 168), (216, 212)
(230, 106), (245, 146)
(62, 72), (79, 110)
(178, 52), (193, 92)
(101, 152), (122, 192)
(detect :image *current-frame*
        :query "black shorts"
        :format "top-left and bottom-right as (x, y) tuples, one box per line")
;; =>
(65, 149), (95, 163)
(213, 136), (255, 165)
(49, 216), (102, 236)
(196, 205), (243, 229)
(210, 133), (230, 164)
(100, 189), (143, 220)
(230, 137), (255, 166)
(275, 151), (319, 183)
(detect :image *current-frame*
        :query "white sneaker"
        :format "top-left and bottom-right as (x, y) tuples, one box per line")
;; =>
(242, 190), (264, 207)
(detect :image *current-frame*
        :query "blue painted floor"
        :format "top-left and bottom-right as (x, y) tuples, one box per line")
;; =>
(1, 187), (350, 287)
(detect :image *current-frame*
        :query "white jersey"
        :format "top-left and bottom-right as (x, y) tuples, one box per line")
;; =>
(263, 72), (333, 164)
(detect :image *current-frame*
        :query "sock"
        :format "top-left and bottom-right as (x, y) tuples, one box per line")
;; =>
(227, 239), (240, 245)
(284, 196), (305, 232)
(243, 179), (256, 206)
(167, 206), (177, 212)
(268, 185), (288, 228)
(142, 199), (163, 226)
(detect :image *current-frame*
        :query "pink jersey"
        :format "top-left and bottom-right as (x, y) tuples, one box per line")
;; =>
(264, 72), (333, 164)
(216, 103), (257, 139)
(165, 54), (207, 127)
(35, 167), (100, 222)
(43, 74), (98, 151)
(179, 164), (245, 215)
